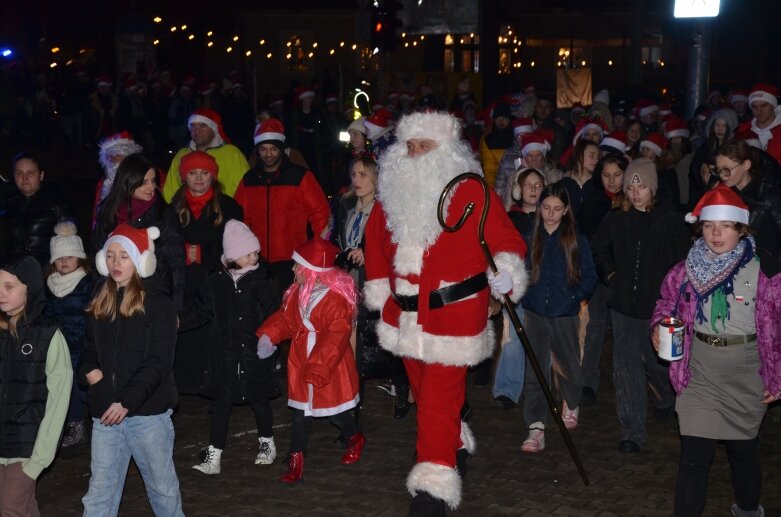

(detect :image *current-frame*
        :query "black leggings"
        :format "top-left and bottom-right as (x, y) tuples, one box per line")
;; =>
(210, 398), (274, 450)
(289, 408), (359, 454)
(674, 435), (761, 516)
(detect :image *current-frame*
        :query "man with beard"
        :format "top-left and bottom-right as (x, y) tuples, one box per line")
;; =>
(234, 118), (330, 294)
(91, 132), (143, 229)
(364, 112), (527, 515)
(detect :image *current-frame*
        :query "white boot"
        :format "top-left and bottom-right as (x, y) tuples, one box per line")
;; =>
(193, 445), (222, 475)
(255, 436), (277, 465)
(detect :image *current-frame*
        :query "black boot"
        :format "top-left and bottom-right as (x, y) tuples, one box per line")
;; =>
(394, 383), (411, 419)
(408, 491), (447, 517)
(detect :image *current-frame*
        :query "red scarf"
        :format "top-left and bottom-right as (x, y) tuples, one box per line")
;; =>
(185, 187), (214, 220)
(117, 192), (156, 224)
(605, 188), (618, 201)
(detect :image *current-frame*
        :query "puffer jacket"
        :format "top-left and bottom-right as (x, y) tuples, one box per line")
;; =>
(44, 273), (95, 359)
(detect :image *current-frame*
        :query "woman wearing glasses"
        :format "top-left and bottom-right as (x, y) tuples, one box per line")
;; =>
(713, 139), (781, 278)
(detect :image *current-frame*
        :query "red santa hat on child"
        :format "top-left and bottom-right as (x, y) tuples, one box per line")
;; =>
(685, 184), (750, 224)
(253, 118), (286, 147)
(292, 236), (339, 272)
(188, 108), (230, 145)
(512, 118), (535, 137)
(521, 128), (553, 158)
(635, 99), (660, 118)
(96, 75), (113, 87)
(364, 109), (393, 140)
(572, 118), (606, 145)
(640, 132), (668, 157)
(664, 116), (690, 139)
(96, 224), (159, 278)
(180, 151), (219, 181)
(296, 88), (316, 101)
(748, 83), (778, 108)
(600, 130), (628, 156)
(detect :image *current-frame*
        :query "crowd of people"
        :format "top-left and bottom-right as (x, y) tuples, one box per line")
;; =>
(1, 70), (781, 517)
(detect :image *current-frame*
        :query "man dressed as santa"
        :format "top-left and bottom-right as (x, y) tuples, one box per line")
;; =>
(364, 112), (528, 515)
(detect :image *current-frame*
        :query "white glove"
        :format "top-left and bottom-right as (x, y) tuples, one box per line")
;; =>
(488, 270), (513, 295)
(257, 334), (276, 359)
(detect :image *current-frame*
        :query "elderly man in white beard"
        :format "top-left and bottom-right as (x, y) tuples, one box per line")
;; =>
(364, 112), (528, 515)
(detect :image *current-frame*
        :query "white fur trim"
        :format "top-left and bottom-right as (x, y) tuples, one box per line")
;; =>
(513, 124), (533, 136)
(188, 114), (219, 135)
(394, 277), (419, 296)
(639, 105), (660, 117)
(666, 128), (690, 139)
(254, 131), (285, 145)
(600, 137), (627, 152)
(137, 250), (157, 278)
(459, 422), (476, 454)
(700, 204), (749, 224)
(684, 212), (698, 224)
(640, 140), (662, 157)
(291, 251), (333, 273)
(363, 278), (391, 311)
(395, 112), (462, 145)
(407, 462), (462, 510)
(730, 94), (748, 104)
(521, 141), (549, 157)
(147, 226), (160, 241)
(573, 123), (603, 144)
(288, 393), (359, 417)
(95, 250), (109, 276)
(749, 91), (778, 108)
(492, 252), (527, 303)
(393, 244), (426, 276)
(377, 312), (494, 366)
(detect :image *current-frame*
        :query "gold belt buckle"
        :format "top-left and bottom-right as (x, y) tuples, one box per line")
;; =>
(707, 335), (725, 347)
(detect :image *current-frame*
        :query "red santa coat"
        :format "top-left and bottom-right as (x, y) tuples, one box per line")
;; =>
(363, 179), (528, 366)
(739, 116), (781, 165)
(257, 287), (359, 416)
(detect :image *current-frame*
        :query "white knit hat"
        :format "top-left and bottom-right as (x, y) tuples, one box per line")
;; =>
(49, 222), (87, 263)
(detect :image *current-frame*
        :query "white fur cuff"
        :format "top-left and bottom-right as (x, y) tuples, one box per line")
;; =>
(492, 252), (528, 303)
(459, 421), (476, 454)
(407, 462), (462, 510)
(363, 279), (391, 311)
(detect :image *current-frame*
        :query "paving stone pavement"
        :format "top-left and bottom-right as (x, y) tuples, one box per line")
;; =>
(37, 353), (781, 516)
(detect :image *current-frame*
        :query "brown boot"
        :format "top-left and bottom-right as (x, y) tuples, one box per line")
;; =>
(279, 452), (304, 484)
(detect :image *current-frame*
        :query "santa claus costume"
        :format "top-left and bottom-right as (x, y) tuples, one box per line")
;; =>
(364, 112), (527, 514)
(256, 237), (365, 484)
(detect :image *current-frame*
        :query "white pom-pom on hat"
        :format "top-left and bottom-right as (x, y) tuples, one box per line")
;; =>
(49, 220), (86, 263)
(54, 221), (78, 237)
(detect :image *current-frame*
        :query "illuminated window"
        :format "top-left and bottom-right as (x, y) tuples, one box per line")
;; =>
(443, 32), (480, 73)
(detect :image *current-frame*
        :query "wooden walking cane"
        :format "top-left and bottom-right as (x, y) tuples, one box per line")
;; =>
(437, 172), (590, 486)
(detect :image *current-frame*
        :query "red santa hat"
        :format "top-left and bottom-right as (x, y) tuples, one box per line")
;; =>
(521, 128), (553, 158)
(635, 99), (660, 118)
(99, 131), (142, 160)
(296, 87), (316, 101)
(188, 108), (231, 145)
(600, 130), (628, 156)
(395, 111), (461, 145)
(325, 92), (338, 103)
(658, 102), (673, 116)
(748, 83), (778, 108)
(96, 224), (159, 278)
(512, 118), (535, 137)
(180, 151), (219, 181)
(292, 236), (339, 272)
(695, 108), (711, 122)
(640, 132), (668, 157)
(729, 89), (749, 105)
(96, 75), (113, 87)
(364, 109), (393, 140)
(253, 118), (286, 147)
(664, 116), (690, 139)
(572, 118), (606, 145)
(685, 184), (750, 224)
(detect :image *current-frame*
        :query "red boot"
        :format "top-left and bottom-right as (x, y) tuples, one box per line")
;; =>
(340, 433), (366, 465)
(279, 452), (304, 484)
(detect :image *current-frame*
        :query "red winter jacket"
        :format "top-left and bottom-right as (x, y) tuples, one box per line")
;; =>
(234, 157), (330, 263)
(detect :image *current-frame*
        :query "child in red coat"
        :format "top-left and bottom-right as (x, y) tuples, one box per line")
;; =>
(256, 236), (364, 484)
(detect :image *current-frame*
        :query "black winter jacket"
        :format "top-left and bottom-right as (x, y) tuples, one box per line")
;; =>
(591, 206), (691, 319)
(43, 273), (95, 360)
(78, 278), (178, 417)
(93, 193), (186, 311)
(3, 183), (74, 266)
(180, 265), (279, 403)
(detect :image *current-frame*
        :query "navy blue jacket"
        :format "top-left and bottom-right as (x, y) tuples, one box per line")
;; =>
(521, 226), (598, 318)
(44, 273), (94, 362)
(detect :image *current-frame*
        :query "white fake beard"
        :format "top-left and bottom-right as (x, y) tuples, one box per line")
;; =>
(378, 139), (482, 263)
(99, 161), (120, 202)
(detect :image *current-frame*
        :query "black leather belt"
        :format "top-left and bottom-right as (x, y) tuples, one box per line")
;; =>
(391, 273), (488, 312)
(694, 331), (757, 347)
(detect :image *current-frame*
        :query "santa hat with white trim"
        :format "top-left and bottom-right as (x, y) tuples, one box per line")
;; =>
(664, 116), (690, 140)
(512, 118), (535, 137)
(635, 99), (660, 118)
(96, 224), (159, 278)
(364, 109), (394, 140)
(292, 236), (339, 272)
(572, 118), (606, 145)
(640, 132), (668, 157)
(188, 108), (230, 145)
(748, 83), (778, 108)
(253, 118), (286, 148)
(521, 128), (553, 158)
(99, 132), (142, 168)
(685, 184), (749, 224)
(600, 130), (628, 156)
(729, 89), (749, 106)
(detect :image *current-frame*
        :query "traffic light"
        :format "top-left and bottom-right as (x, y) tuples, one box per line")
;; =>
(371, 0), (403, 53)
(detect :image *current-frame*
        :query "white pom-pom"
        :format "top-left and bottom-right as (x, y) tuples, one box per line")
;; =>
(147, 226), (161, 240)
(684, 213), (698, 224)
(54, 221), (78, 236)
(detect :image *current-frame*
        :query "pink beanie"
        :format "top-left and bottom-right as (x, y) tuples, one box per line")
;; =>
(222, 220), (260, 263)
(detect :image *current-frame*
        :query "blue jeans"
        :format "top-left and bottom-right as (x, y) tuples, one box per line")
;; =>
(82, 409), (184, 517)
(492, 304), (526, 403)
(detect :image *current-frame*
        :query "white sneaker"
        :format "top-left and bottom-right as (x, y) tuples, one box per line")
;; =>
(562, 401), (579, 430)
(193, 445), (222, 475)
(255, 436), (277, 465)
(521, 423), (545, 453)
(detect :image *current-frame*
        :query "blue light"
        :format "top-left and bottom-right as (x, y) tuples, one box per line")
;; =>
(1, 49), (12, 57)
